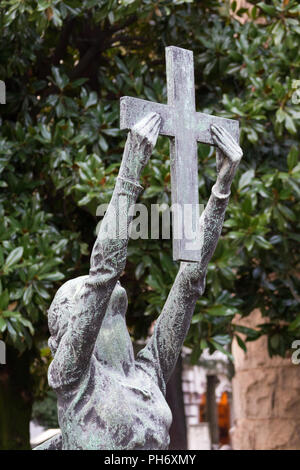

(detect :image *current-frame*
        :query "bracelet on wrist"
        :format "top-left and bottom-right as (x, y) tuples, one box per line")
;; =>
(117, 175), (143, 191)
(212, 183), (231, 199)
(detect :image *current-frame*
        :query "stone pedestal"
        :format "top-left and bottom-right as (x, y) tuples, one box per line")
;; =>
(231, 310), (300, 450)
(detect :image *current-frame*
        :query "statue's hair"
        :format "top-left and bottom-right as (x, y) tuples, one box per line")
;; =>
(48, 276), (88, 348)
(47, 275), (127, 355)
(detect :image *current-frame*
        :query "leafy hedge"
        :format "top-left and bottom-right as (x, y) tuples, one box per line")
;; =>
(0, 0), (299, 391)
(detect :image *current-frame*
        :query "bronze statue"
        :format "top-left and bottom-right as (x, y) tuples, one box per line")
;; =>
(35, 111), (242, 450)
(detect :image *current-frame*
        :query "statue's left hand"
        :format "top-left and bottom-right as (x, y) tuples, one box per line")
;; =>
(211, 124), (243, 195)
(120, 112), (161, 182)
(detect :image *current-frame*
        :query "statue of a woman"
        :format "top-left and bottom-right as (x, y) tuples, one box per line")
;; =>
(36, 112), (242, 450)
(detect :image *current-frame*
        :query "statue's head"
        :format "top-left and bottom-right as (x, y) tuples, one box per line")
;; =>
(47, 276), (131, 367)
(48, 276), (88, 355)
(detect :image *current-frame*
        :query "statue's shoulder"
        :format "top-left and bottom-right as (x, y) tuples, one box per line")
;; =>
(135, 349), (166, 396)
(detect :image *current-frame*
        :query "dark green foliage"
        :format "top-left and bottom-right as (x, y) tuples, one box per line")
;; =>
(0, 0), (300, 445)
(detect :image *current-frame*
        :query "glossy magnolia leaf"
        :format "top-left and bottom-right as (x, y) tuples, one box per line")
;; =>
(4, 247), (24, 269)
(255, 235), (273, 250)
(287, 146), (299, 171)
(209, 340), (234, 362)
(0, 317), (7, 333)
(206, 305), (238, 316)
(38, 272), (65, 282)
(285, 114), (297, 134)
(0, 290), (10, 311)
(212, 334), (231, 345)
(288, 315), (300, 331)
(235, 334), (247, 352)
(23, 285), (33, 306)
(238, 169), (255, 190)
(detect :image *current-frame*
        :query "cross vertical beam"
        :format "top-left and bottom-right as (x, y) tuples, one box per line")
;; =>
(120, 46), (240, 262)
(166, 47), (200, 261)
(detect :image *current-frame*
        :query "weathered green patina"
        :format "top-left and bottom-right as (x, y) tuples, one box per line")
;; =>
(35, 82), (242, 452)
(120, 46), (239, 262)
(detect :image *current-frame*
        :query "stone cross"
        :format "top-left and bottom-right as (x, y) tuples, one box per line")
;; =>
(120, 46), (239, 262)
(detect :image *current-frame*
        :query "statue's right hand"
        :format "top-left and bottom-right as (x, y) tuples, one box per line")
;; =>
(131, 111), (161, 151)
(120, 113), (161, 181)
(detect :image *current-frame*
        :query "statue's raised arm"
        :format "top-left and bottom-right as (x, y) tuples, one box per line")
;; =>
(136, 125), (243, 387)
(47, 113), (161, 390)
(38, 113), (242, 451)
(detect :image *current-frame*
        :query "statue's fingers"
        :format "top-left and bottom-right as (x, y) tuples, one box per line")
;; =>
(212, 132), (229, 152)
(212, 133), (223, 152)
(148, 129), (160, 147)
(222, 140), (240, 157)
(144, 113), (161, 132)
(212, 126), (242, 163)
(145, 115), (161, 145)
(214, 125), (238, 145)
(150, 114), (161, 133)
(211, 132), (221, 145)
(140, 120), (161, 150)
(211, 124), (225, 137)
(146, 113), (161, 132)
(213, 131), (239, 157)
(211, 124), (222, 139)
(212, 126), (233, 149)
(213, 138), (231, 157)
(220, 137), (242, 159)
(133, 112), (159, 134)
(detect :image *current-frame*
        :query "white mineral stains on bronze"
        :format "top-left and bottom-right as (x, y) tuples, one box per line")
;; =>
(36, 47), (242, 451)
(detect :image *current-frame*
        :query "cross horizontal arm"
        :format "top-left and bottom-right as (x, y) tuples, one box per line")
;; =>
(194, 112), (240, 145)
(120, 96), (175, 136)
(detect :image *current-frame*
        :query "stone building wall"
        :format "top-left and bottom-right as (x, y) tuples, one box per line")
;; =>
(231, 310), (300, 450)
